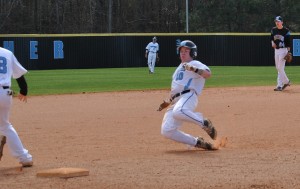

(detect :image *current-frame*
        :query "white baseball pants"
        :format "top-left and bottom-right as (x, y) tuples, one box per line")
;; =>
(147, 52), (156, 73)
(0, 88), (32, 163)
(274, 48), (289, 88)
(161, 91), (205, 146)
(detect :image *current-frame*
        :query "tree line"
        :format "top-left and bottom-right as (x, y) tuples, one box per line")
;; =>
(0, 0), (299, 34)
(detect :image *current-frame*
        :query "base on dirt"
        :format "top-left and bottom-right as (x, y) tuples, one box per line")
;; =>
(36, 167), (89, 178)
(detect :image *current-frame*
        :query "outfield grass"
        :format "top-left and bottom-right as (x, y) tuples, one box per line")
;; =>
(11, 66), (300, 96)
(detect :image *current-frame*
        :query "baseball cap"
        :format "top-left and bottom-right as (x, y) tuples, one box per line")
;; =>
(274, 16), (283, 22)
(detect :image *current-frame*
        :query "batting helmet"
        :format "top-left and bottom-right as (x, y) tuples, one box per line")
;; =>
(177, 40), (197, 58)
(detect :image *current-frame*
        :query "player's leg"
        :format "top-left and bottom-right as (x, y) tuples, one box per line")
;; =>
(1, 124), (32, 161)
(278, 49), (290, 86)
(274, 52), (283, 90)
(161, 107), (216, 150)
(147, 55), (152, 73)
(172, 92), (202, 124)
(172, 92), (217, 139)
(149, 53), (155, 73)
(161, 107), (197, 146)
(0, 91), (32, 165)
(151, 54), (156, 73)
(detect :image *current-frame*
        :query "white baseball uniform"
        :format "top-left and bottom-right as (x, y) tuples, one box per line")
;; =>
(161, 60), (210, 146)
(146, 42), (159, 73)
(271, 25), (291, 89)
(0, 47), (32, 163)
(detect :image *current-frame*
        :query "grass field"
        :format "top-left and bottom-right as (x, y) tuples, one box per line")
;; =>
(11, 66), (300, 96)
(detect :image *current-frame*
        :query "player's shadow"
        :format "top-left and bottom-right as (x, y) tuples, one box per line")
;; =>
(283, 88), (300, 94)
(165, 149), (220, 157)
(0, 166), (24, 177)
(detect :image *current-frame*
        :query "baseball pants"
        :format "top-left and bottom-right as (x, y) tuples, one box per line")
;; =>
(274, 48), (289, 87)
(147, 52), (156, 73)
(161, 91), (205, 146)
(0, 88), (32, 163)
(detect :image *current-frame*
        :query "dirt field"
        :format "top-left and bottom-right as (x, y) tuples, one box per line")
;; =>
(1, 86), (299, 189)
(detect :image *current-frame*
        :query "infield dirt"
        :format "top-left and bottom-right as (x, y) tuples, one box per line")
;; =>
(1, 86), (299, 189)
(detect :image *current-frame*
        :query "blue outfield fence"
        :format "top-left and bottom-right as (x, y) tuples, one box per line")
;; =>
(0, 33), (299, 70)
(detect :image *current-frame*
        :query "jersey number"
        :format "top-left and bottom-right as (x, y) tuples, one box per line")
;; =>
(176, 71), (184, 81)
(0, 57), (8, 74)
(176, 71), (192, 90)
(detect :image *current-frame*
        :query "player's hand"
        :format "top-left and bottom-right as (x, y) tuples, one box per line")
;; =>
(157, 99), (171, 111)
(182, 62), (196, 71)
(18, 94), (27, 102)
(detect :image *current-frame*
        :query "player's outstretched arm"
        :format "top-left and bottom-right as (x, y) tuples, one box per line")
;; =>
(183, 63), (211, 78)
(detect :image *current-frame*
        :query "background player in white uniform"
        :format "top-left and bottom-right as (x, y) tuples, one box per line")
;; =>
(145, 37), (159, 74)
(159, 40), (218, 150)
(0, 47), (33, 167)
(271, 16), (291, 91)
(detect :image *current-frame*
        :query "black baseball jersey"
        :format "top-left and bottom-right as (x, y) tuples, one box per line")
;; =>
(270, 27), (291, 49)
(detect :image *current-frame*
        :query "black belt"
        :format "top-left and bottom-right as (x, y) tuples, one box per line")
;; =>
(2, 86), (9, 89)
(171, 90), (191, 101)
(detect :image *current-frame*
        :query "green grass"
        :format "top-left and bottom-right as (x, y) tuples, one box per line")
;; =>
(11, 66), (300, 96)
(208, 66), (298, 87)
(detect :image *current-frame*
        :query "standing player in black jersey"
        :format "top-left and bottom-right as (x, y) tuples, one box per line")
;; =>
(271, 16), (291, 91)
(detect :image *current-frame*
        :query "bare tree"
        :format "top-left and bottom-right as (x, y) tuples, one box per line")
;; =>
(0, 0), (299, 34)
(0, 0), (17, 32)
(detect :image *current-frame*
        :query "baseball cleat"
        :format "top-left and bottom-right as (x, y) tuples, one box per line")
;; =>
(274, 87), (282, 91)
(203, 119), (217, 140)
(195, 137), (216, 150)
(282, 81), (291, 90)
(20, 161), (33, 167)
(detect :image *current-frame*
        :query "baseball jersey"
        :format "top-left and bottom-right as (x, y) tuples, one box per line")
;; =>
(0, 47), (27, 87)
(270, 27), (291, 49)
(146, 42), (159, 53)
(171, 60), (210, 96)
